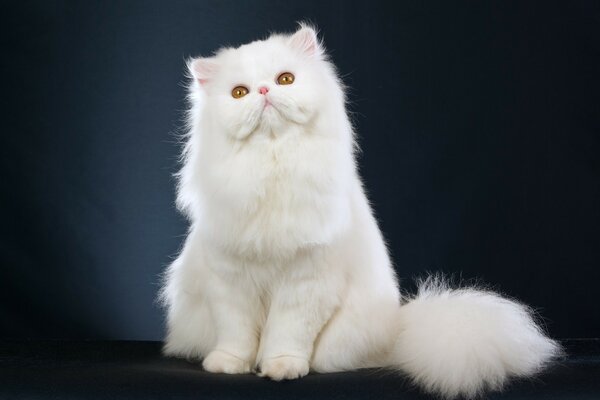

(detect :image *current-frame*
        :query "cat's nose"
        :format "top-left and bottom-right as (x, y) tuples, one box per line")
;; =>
(258, 86), (269, 95)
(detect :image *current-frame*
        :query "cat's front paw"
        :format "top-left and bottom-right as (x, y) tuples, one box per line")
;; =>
(202, 350), (252, 374)
(258, 355), (310, 381)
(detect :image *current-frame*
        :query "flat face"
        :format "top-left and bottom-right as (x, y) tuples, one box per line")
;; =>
(198, 34), (334, 139)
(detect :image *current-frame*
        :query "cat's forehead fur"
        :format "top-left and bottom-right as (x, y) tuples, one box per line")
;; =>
(186, 24), (324, 88)
(211, 34), (308, 83)
(218, 34), (291, 60)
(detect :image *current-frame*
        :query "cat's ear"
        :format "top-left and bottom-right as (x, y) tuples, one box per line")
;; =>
(188, 57), (219, 85)
(288, 24), (323, 58)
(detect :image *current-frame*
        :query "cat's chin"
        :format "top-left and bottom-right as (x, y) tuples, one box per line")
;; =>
(241, 107), (294, 138)
(228, 119), (282, 141)
(225, 99), (315, 140)
(261, 105), (285, 124)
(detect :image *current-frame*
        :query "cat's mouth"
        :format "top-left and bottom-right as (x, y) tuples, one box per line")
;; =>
(260, 98), (281, 118)
(242, 96), (312, 138)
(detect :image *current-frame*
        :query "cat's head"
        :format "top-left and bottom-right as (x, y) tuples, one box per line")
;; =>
(188, 24), (343, 140)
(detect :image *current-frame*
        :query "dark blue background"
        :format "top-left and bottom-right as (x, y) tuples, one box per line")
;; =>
(2, 1), (599, 340)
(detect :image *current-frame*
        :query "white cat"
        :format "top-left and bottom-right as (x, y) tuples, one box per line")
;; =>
(161, 24), (560, 399)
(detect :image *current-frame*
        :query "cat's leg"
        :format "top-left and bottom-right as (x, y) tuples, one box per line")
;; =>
(309, 205), (402, 373)
(163, 233), (217, 360)
(163, 231), (261, 373)
(163, 290), (215, 360)
(256, 248), (343, 380)
(202, 253), (263, 374)
(310, 294), (400, 372)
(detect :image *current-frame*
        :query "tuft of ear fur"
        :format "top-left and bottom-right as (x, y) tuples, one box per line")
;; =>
(288, 22), (323, 58)
(188, 57), (219, 85)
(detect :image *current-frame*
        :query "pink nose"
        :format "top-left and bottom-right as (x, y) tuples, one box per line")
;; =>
(259, 86), (269, 95)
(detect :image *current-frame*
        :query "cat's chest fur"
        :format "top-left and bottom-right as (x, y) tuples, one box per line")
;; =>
(200, 131), (352, 259)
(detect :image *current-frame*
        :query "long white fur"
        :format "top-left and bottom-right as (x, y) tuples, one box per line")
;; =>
(161, 24), (560, 398)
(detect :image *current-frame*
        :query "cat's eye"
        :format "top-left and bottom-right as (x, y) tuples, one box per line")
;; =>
(276, 72), (295, 85)
(231, 86), (249, 99)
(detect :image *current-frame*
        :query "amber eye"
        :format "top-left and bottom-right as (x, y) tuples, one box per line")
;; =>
(231, 86), (249, 99)
(276, 72), (295, 85)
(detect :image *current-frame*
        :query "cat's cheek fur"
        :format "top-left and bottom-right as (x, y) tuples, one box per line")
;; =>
(162, 24), (560, 399)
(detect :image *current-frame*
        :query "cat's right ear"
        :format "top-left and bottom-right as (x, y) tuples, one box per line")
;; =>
(188, 57), (219, 85)
(289, 24), (323, 58)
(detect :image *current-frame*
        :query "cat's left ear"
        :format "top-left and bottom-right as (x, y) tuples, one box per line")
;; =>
(288, 24), (323, 58)
(188, 57), (219, 85)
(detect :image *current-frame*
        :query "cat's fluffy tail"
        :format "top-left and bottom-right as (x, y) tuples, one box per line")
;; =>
(390, 276), (561, 399)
